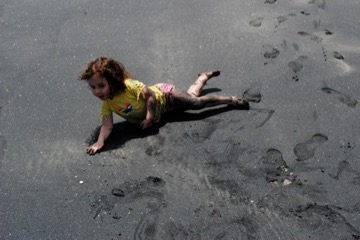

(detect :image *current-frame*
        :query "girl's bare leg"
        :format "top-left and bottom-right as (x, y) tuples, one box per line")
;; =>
(187, 70), (220, 97)
(168, 70), (248, 112)
(171, 88), (249, 111)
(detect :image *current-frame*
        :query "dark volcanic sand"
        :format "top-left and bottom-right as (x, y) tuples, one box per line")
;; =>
(1, 0), (359, 239)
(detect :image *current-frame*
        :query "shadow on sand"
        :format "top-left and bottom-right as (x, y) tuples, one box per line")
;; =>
(86, 84), (262, 153)
(86, 105), (242, 153)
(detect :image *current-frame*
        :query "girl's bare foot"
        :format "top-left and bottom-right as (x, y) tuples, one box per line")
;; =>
(197, 70), (221, 80)
(229, 96), (250, 109)
(187, 70), (221, 96)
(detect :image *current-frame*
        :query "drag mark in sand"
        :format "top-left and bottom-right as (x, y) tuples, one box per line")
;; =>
(329, 160), (360, 181)
(181, 120), (220, 144)
(207, 140), (243, 168)
(329, 160), (349, 180)
(0, 135), (7, 166)
(201, 196), (298, 239)
(134, 209), (160, 240)
(117, 176), (166, 240)
(200, 217), (261, 239)
(294, 133), (328, 161)
(321, 87), (357, 108)
(256, 109), (275, 128)
(163, 220), (191, 239)
(207, 176), (249, 205)
(292, 204), (360, 239)
(312, 18), (321, 29)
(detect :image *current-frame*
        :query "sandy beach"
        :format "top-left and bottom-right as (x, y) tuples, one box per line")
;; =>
(1, 0), (359, 239)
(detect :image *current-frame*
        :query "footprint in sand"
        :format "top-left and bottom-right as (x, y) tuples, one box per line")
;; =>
(276, 13), (297, 28)
(249, 18), (264, 27)
(293, 43), (300, 51)
(313, 19), (321, 29)
(261, 149), (293, 185)
(301, 11), (310, 16)
(91, 176), (166, 238)
(288, 55), (308, 81)
(145, 145), (162, 156)
(263, 45), (280, 59)
(333, 51), (345, 60)
(277, 16), (287, 26)
(265, 0), (277, 4)
(325, 29), (333, 35)
(298, 31), (321, 41)
(243, 83), (262, 103)
(297, 31), (323, 43)
(294, 133), (328, 161)
(321, 87), (357, 108)
(280, 40), (299, 51)
(288, 55), (308, 72)
(280, 40), (288, 50)
(309, 0), (326, 10)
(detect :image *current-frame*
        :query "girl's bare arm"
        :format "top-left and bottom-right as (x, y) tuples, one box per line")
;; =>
(140, 87), (156, 129)
(87, 114), (113, 154)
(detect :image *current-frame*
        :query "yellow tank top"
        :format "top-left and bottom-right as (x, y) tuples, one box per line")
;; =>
(100, 79), (166, 123)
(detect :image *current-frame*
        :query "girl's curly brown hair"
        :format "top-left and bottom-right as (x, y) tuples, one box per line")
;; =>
(78, 57), (133, 97)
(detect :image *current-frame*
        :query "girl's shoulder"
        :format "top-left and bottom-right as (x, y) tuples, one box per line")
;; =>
(124, 78), (146, 89)
(124, 78), (144, 84)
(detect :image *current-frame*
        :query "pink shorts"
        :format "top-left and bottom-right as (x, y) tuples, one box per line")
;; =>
(156, 83), (175, 112)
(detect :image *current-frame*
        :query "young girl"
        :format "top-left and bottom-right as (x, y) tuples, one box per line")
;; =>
(79, 57), (249, 154)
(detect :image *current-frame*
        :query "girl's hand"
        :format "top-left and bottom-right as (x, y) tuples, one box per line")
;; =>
(140, 118), (153, 130)
(87, 115), (113, 155)
(87, 142), (104, 155)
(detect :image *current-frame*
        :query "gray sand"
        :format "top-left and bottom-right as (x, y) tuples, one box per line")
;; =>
(1, 0), (359, 239)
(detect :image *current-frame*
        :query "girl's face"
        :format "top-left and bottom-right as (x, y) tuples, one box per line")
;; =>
(87, 74), (111, 101)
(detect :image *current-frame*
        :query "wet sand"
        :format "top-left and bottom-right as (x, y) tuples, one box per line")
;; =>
(1, 0), (359, 239)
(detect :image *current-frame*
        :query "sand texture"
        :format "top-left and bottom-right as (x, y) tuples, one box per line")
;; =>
(1, 0), (359, 239)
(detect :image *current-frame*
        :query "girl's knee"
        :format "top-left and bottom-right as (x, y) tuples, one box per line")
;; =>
(190, 97), (205, 109)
